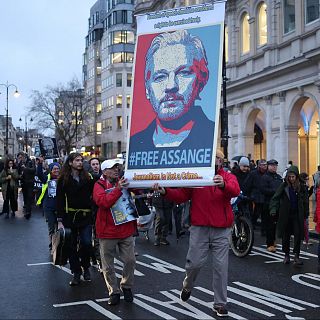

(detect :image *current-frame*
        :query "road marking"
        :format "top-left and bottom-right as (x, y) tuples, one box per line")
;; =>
(53, 300), (122, 319)
(292, 273), (320, 291)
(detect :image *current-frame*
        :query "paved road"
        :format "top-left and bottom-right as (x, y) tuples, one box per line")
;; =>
(0, 193), (319, 319)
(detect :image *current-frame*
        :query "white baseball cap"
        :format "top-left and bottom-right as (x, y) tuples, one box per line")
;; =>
(101, 158), (124, 171)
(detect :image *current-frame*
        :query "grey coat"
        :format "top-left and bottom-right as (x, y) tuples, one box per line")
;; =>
(0, 168), (19, 200)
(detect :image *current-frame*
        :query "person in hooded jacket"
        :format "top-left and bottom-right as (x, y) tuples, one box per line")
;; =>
(36, 156), (61, 251)
(153, 150), (240, 318)
(269, 166), (308, 265)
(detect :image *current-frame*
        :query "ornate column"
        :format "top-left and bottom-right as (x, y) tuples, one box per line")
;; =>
(263, 95), (273, 160)
(277, 91), (287, 172)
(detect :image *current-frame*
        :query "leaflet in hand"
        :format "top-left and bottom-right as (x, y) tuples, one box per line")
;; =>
(106, 188), (138, 225)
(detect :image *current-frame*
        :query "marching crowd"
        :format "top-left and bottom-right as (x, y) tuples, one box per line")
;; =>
(0, 150), (320, 317)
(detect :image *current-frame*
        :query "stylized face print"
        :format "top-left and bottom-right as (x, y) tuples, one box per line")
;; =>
(146, 44), (201, 121)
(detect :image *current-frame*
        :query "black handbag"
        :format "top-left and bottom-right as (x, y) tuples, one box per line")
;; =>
(135, 197), (151, 216)
(52, 227), (72, 266)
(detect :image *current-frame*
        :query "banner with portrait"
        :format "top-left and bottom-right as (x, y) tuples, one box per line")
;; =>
(125, 3), (225, 187)
(39, 137), (59, 159)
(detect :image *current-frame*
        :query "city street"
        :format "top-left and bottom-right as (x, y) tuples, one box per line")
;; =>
(0, 193), (319, 320)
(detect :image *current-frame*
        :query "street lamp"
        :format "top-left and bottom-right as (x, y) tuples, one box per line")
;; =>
(19, 116), (33, 154)
(0, 81), (20, 155)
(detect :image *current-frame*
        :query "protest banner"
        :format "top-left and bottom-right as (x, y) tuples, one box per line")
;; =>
(125, 2), (225, 187)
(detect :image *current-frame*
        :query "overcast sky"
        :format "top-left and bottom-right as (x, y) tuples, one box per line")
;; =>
(0, 0), (96, 128)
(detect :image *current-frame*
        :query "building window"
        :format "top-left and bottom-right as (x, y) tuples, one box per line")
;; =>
(105, 142), (113, 158)
(284, 0), (295, 34)
(126, 95), (131, 108)
(111, 52), (134, 64)
(116, 95), (123, 108)
(224, 25), (228, 62)
(116, 73), (122, 87)
(96, 103), (102, 113)
(241, 12), (250, 54)
(305, 0), (319, 24)
(117, 141), (122, 154)
(117, 116), (122, 129)
(106, 117), (112, 131)
(258, 2), (268, 46)
(127, 73), (132, 87)
(112, 30), (134, 44)
(96, 122), (102, 135)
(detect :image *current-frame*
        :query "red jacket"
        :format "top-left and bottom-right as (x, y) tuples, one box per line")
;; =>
(165, 168), (240, 228)
(315, 189), (320, 233)
(93, 178), (136, 239)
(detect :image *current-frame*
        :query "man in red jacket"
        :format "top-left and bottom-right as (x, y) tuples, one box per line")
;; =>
(154, 150), (240, 317)
(93, 158), (136, 306)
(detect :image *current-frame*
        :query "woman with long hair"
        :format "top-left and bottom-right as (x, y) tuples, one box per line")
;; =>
(0, 159), (19, 218)
(269, 166), (308, 265)
(56, 152), (94, 286)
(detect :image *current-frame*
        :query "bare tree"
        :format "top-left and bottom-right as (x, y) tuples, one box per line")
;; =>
(30, 78), (88, 154)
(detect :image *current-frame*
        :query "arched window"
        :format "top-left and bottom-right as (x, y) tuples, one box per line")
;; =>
(241, 12), (250, 54)
(225, 25), (229, 62)
(258, 2), (268, 46)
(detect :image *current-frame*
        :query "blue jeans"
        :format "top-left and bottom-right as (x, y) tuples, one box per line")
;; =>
(69, 224), (92, 274)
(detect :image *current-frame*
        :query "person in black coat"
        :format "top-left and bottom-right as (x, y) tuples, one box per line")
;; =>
(260, 159), (283, 252)
(244, 159), (268, 232)
(56, 153), (95, 286)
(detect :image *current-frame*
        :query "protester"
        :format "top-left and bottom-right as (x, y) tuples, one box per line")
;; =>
(152, 192), (174, 246)
(153, 150), (240, 317)
(313, 165), (320, 198)
(36, 156), (60, 252)
(299, 172), (313, 246)
(56, 153), (94, 286)
(17, 152), (36, 220)
(282, 160), (293, 179)
(233, 157), (250, 191)
(93, 158), (136, 306)
(244, 159), (268, 233)
(88, 157), (102, 265)
(314, 184), (320, 272)
(88, 157), (101, 181)
(260, 159), (283, 253)
(0, 159), (19, 218)
(269, 166), (308, 265)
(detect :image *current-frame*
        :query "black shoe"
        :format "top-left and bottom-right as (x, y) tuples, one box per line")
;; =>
(69, 273), (81, 286)
(180, 288), (191, 302)
(283, 254), (290, 264)
(160, 239), (170, 245)
(108, 293), (120, 305)
(83, 268), (91, 281)
(4, 213), (9, 219)
(293, 255), (303, 266)
(11, 211), (15, 218)
(213, 305), (228, 317)
(154, 239), (160, 246)
(24, 213), (31, 220)
(122, 288), (134, 302)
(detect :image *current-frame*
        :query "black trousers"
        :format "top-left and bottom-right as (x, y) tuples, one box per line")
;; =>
(154, 207), (172, 240)
(263, 203), (277, 247)
(282, 216), (302, 256)
(22, 184), (34, 214)
(2, 185), (18, 213)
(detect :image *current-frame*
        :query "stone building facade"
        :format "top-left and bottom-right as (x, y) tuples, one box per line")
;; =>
(82, 0), (135, 158)
(135, 0), (320, 175)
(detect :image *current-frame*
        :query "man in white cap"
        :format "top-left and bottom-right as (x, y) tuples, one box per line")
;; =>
(93, 158), (136, 306)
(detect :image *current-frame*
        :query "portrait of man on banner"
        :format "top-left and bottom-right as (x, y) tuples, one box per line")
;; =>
(128, 27), (221, 170)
